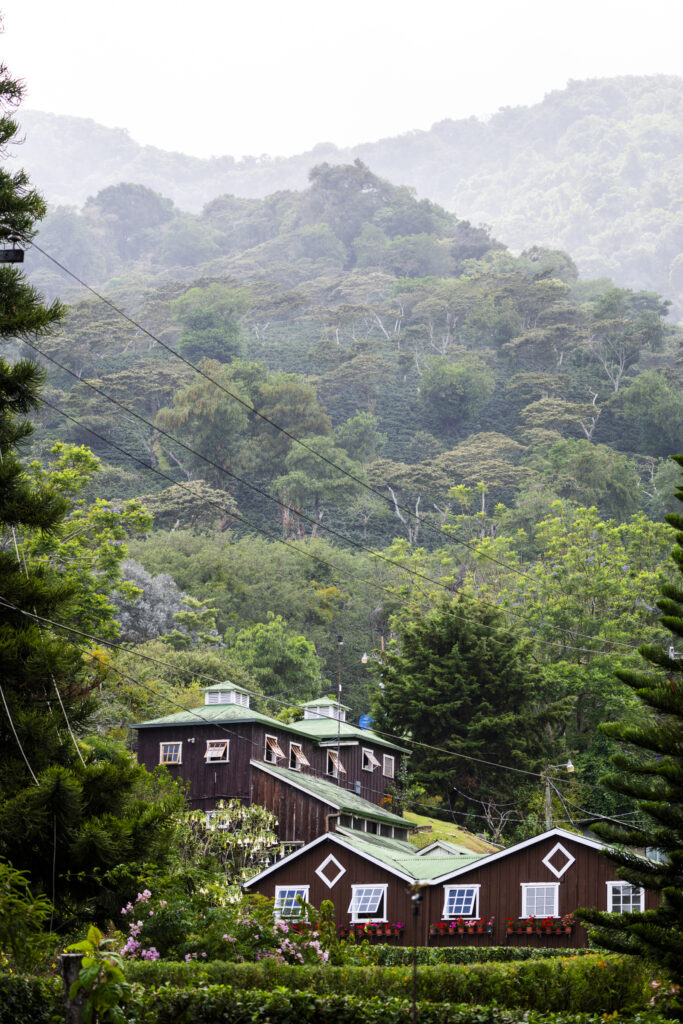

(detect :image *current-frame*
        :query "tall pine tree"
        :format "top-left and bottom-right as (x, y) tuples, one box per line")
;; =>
(0, 50), (183, 923)
(580, 455), (683, 1014)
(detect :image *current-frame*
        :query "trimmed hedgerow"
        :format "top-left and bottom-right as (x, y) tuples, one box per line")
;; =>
(0, 974), (62, 1024)
(131, 986), (668, 1024)
(126, 954), (651, 1013)
(347, 944), (594, 965)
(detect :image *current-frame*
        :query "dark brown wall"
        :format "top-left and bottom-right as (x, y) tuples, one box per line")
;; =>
(247, 834), (659, 948)
(136, 721), (400, 812)
(136, 723), (256, 808)
(250, 769), (338, 845)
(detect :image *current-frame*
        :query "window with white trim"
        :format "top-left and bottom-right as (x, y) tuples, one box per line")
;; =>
(442, 885), (480, 918)
(607, 882), (644, 913)
(382, 753), (395, 778)
(362, 748), (381, 772)
(205, 739), (229, 763)
(348, 884), (387, 922)
(159, 742), (182, 765)
(327, 750), (346, 777)
(274, 885), (310, 918)
(265, 735), (285, 763)
(521, 883), (559, 917)
(289, 742), (310, 771)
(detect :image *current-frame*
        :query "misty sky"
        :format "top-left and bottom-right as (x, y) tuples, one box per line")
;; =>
(4, 0), (683, 159)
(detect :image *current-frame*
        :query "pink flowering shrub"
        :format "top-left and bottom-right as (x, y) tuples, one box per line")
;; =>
(119, 888), (329, 964)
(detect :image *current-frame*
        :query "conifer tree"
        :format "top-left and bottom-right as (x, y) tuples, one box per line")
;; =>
(0, 52), (183, 922)
(580, 455), (683, 1013)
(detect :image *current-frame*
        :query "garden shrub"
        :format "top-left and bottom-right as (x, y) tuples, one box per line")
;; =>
(125, 954), (651, 1013)
(129, 985), (669, 1024)
(0, 974), (62, 1024)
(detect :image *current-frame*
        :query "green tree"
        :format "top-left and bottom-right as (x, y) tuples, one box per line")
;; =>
(171, 283), (249, 363)
(371, 595), (562, 805)
(227, 612), (326, 704)
(579, 457), (683, 1013)
(418, 355), (494, 428)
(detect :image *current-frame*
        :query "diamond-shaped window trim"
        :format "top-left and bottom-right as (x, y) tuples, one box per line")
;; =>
(315, 853), (346, 889)
(542, 842), (576, 879)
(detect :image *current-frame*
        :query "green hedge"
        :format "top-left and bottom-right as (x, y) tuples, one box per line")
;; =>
(126, 954), (650, 1013)
(348, 944), (594, 965)
(0, 975), (62, 1024)
(133, 986), (668, 1024)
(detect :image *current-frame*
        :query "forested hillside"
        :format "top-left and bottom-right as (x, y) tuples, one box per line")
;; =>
(15, 153), (682, 831)
(19, 75), (683, 315)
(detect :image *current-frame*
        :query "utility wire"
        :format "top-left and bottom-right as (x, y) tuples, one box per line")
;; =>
(0, 596), (571, 782)
(30, 352), (643, 660)
(29, 240), (649, 640)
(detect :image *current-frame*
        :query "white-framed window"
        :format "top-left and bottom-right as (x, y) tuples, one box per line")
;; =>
(159, 741), (182, 765)
(274, 885), (310, 918)
(289, 742), (310, 771)
(607, 881), (645, 913)
(442, 885), (480, 919)
(327, 750), (346, 777)
(205, 739), (229, 762)
(362, 748), (381, 772)
(521, 883), (559, 918)
(348, 884), (388, 922)
(265, 735), (285, 763)
(382, 754), (395, 778)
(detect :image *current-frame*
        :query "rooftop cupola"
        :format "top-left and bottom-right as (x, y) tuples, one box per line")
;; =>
(300, 697), (349, 722)
(202, 682), (250, 707)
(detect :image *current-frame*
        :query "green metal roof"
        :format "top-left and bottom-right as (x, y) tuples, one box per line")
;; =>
(132, 702), (310, 738)
(250, 760), (413, 829)
(336, 832), (482, 881)
(293, 718), (410, 753)
(335, 826), (417, 855)
(201, 681), (250, 693)
(301, 697), (351, 711)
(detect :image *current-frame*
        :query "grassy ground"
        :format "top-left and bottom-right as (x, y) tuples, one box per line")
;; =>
(404, 811), (496, 853)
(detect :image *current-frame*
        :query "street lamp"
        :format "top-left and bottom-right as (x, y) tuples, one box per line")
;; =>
(544, 761), (574, 828)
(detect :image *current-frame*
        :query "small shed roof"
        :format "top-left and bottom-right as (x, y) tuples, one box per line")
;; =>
(250, 760), (412, 829)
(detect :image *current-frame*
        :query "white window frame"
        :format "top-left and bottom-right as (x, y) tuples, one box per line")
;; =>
(442, 884), (480, 919)
(205, 739), (229, 763)
(159, 741), (182, 765)
(348, 883), (388, 923)
(289, 742), (310, 771)
(382, 753), (395, 778)
(521, 882), (559, 918)
(362, 748), (381, 772)
(606, 881), (645, 913)
(264, 734), (285, 763)
(274, 885), (310, 918)
(327, 750), (346, 777)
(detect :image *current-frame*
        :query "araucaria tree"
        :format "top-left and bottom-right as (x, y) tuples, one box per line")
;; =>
(0, 54), (183, 923)
(372, 594), (566, 813)
(580, 456), (683, 1013)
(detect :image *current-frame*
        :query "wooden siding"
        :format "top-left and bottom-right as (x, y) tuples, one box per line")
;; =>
(136, 720), (399, 813)
(250, 768), (338, 845)
(247, 834), (660, 948)
(136, 723), (255, 809)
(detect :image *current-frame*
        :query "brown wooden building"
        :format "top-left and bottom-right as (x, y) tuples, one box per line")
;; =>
(133, 683), (409, 844)
(244, 827), (659, 947)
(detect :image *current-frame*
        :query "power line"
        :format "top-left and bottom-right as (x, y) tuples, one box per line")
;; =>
(29, 240), (649, 639)
(30, 352), (643, 660)
(0, 596), (566, 782)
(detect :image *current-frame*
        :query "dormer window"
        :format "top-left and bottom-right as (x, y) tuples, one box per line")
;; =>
(265, 735), (285, 763)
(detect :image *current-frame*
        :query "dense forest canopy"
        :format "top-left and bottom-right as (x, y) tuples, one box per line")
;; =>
(8, 121), (683, 835)
(18, 75), (683, 317)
